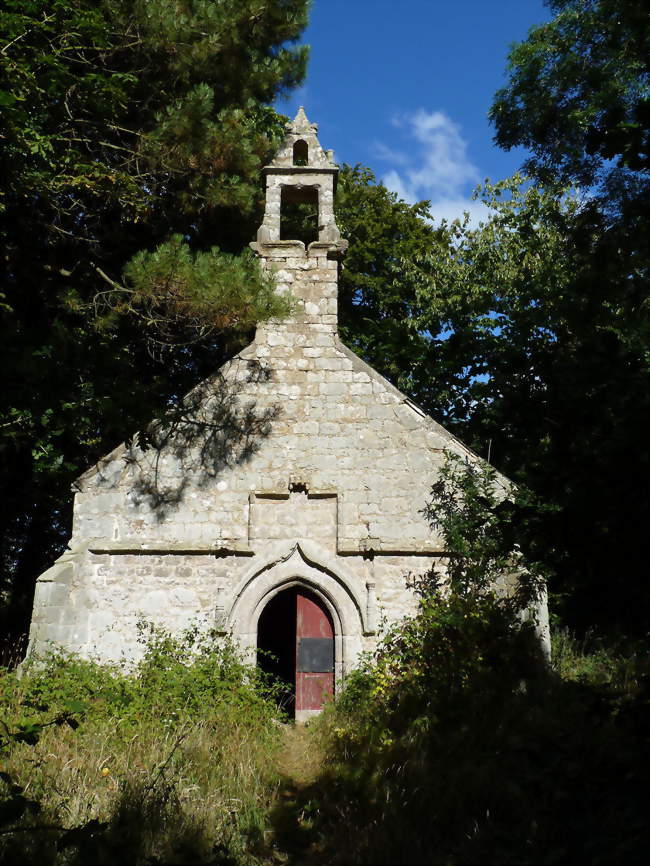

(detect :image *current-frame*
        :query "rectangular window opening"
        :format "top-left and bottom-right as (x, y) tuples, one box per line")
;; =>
(280, 185), (319, 245)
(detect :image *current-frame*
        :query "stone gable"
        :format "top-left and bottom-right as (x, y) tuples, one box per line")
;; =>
(27, 110), (548, 715)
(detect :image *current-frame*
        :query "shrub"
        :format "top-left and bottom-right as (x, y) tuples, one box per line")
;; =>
(0, 625), (284, 865)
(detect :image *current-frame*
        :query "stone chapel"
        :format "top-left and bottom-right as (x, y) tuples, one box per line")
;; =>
(27, 109), (548, 720)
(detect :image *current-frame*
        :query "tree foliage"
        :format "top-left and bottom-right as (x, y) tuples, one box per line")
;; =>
(335, 165), (453, 408)
(422, 453), (547, 612)
(0, 0), (309, 645)
(484, 0), (650, 631)
(104, 237), (290, 351)
(333, 3), (649, 634)
(336, 162), (649, 633)
(490, 0), (650, 197)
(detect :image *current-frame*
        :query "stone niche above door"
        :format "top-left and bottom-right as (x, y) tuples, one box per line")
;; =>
(248, 488), (338, 549)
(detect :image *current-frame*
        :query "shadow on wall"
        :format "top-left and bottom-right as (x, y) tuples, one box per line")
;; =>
(85, 359), (281, 522)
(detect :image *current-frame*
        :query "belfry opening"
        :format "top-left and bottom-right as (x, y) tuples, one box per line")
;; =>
(279, 185), (319, 246)
(293, 139), (308, 165)
(256, 585), (334, 721)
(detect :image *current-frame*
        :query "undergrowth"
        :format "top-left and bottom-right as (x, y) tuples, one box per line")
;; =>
(303, 606), (650, 865)
(285, 457), (650, 865)
(551, 626), (644, 689)
(0, 626), (285, 865)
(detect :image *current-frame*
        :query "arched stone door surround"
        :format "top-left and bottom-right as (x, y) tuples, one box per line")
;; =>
(226, 540), (367, 683)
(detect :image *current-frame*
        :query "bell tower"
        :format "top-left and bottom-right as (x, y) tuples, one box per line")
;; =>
(250, 107), (347, 334)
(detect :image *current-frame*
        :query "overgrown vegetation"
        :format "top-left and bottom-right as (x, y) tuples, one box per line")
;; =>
(301, 624), (649, 865)
(0, 627), (284, 865)
(279, 458), (650, 865)
(4, 624), (647, 866)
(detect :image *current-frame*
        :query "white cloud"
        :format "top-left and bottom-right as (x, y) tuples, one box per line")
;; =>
(426, 196), (490, 226)
(375, 109), (489, 226)
(372, 141), (411, 167)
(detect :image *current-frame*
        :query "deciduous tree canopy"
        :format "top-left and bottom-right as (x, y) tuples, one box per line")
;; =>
(490, 0), (650, 198)
(333, 1), (649, 633)
(485, 0), (650, 630)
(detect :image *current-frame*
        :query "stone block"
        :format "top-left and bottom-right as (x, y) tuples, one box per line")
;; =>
(319, 383), (347, 396)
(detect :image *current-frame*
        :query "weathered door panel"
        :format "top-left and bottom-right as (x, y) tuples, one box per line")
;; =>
(295, 591), (334, 717)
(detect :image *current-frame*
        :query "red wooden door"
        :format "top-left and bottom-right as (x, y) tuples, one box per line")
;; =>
(295, 590), (334, 718)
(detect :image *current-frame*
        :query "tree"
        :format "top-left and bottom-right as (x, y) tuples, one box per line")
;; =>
(335, 3), (650, 634)
(335, 165), (460, 414)
(489, 0), (650, 199)
(0, 0), (309, 648)
(336, 162), (649, 633)
(429, 179), (650, 631)
(482, 0), (650, 632)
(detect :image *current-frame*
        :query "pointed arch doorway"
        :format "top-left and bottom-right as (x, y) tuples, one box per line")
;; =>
(257, 585), (334, 722)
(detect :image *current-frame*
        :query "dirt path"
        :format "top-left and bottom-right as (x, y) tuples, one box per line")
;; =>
(276, 723), (324, 787)
(267, 724), (327, 864)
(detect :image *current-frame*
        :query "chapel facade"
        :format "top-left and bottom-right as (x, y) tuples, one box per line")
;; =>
(27, 109), (548, 720)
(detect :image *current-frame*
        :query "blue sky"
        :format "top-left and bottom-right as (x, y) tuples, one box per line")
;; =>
(278, 0), (550, 224)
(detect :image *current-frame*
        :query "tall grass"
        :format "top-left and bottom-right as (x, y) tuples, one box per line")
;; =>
(551, 626), (644, 690)
(0, 627), (284, 865)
